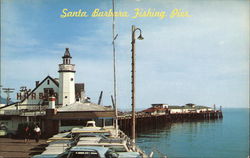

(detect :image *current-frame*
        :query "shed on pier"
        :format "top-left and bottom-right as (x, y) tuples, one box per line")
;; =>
(44, 100), (115, 137)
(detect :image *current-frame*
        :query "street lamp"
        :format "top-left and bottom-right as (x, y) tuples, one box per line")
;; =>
(131, 25), (144, 143)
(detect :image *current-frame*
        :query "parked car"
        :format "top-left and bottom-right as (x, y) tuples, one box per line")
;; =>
(67, 146), (112, 158)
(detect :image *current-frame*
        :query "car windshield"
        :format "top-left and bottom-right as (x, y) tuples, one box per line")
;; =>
(105, 146), (127, 152)
(86, 124), (94, 127)
(67, 151), (100, 158)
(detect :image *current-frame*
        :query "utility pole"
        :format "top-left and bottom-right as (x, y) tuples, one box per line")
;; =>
(3, 88), (15, 105)
(112, 0), (119, 136)
(131, 25), (144, 143)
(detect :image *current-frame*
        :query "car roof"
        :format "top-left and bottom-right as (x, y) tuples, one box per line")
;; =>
(87, 121), (96, 123)
(51, 132), (70, 137)
(76, 133), (110, 137)
(49, 140), (73, 144)
(99, 138), (124, 144)
(70, 146), (109, 155)
(43, 146), (68, 154)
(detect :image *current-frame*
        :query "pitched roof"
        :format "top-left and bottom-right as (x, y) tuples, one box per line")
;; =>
(0, 75), (58, 110)
(20, 75), (59, 102)
(0, 100), (19, 109)
(57, 102), (113, 112)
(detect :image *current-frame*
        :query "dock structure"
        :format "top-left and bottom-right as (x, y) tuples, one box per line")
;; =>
(118, 110), (223, 136)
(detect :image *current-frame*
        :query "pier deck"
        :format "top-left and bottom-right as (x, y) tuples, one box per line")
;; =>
(0, 138), (47, 158)
(118, 111), (223, 136)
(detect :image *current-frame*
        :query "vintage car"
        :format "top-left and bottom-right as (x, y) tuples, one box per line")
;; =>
(47, 132), (73, 143)
(66, 146), (110, 158)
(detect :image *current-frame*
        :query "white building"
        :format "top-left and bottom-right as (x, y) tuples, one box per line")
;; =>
(151, 103), (169, 108)
(0, 48), (86, 133)
(147, 103), (213, 114)
(58, 48), (76, 106)
(168, 103), (213, 114)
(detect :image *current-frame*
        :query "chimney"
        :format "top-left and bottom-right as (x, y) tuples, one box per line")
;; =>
(46, 96), (57, 116)
(54, 78), (59, 83)
(36, 81), (40, 87)
(81, 90), (86, 101)
(48, 96), (56, 109)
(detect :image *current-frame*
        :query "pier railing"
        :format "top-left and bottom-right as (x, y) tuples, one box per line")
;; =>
(118, 110), (223, 119)
(118, 129), (148, 158)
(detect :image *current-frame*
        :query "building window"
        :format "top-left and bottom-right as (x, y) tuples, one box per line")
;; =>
(71, 78), (73, 81)
(65, 96), (67, 98)
(42, 88), (54, 105)
(47, 80), (50, 85)
(61, 120), (89, 126)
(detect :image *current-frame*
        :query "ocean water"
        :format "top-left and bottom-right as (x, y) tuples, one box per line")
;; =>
(136, 108), (249, 158)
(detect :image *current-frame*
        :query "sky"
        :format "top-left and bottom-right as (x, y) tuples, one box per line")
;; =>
(0, 0), (249, 109)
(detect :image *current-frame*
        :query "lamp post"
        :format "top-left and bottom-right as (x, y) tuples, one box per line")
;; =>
(131, 25), (144, 143)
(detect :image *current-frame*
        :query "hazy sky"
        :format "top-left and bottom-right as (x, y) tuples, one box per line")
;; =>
(1, 0), (249, 109)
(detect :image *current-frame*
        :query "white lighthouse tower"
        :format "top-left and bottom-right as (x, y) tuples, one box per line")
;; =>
(58, 48), (75, 106)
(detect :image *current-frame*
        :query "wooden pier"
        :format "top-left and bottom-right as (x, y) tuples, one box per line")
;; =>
(118, 111), (223, 136)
